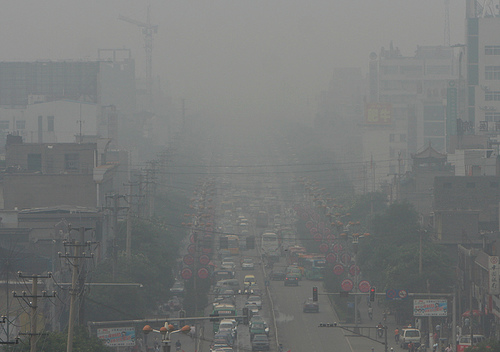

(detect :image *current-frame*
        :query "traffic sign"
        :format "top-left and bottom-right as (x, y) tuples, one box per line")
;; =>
(341, 279), (354, 292)
(358, 280), (371, 293)
(386, 288), (409, 300)
(333, 264), (344, 275)
(398, 289), (408, 299)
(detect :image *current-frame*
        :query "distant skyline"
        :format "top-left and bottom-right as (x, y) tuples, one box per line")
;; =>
(0, 1), (467, 124)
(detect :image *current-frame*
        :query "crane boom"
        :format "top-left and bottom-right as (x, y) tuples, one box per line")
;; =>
(118, 6), (158, 112)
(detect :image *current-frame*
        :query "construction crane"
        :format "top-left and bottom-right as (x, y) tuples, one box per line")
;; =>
(119, 5), (158, 111)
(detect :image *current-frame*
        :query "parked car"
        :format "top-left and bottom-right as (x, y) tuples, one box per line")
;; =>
(251, 334), (270, 351)
(303, 298), (319, 313)
(284, 273), (300, 286)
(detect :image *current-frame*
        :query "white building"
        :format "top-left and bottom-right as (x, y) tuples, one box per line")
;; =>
(0, 100), (118, 144)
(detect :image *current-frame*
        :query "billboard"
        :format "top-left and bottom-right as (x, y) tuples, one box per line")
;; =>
(364, 103), (392, 124)
(413, 299), (448, 317)
(97, 327), (136, 347)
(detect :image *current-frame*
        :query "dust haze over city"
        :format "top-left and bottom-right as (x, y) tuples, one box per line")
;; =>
(4, 1), (500, 350)
(0, 0), (464, 128)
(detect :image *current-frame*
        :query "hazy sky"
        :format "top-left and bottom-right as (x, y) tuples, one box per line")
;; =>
(0, 0), (466, 123)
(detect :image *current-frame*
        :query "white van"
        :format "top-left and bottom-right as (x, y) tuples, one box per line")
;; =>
(400, 328), (421, 349)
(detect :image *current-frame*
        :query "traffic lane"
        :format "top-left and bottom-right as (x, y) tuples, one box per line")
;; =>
(271, 279), (353, 352)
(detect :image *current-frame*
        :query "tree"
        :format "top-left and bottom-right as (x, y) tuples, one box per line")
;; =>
(357, 202), (454, 323)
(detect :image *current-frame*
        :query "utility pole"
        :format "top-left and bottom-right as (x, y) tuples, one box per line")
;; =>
(59, 227), (94, 352)
(14, 273), (55, 352)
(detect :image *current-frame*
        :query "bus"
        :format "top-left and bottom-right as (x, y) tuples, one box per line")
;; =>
(256, 211), (268, 228)
(212, 304), (237, 332)
(297, 254), (326, 280)
(303, 258), (326, 280)
(219, 235), (239, 256)
(286, 245), (306, 265)
(261, 232), (281, 261)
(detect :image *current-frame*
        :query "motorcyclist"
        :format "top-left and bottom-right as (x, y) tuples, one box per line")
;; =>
(377, 322), (384, 337)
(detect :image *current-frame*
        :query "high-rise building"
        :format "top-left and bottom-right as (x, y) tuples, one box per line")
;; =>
(364, 43), (457, 190)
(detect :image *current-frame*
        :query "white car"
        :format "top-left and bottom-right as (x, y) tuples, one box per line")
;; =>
(242, 258), (255, 270)
(246, 295), (262, 310)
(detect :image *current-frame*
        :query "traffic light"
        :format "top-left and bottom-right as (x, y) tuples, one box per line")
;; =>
(370, 286), (376, 302)
(313, 286), (318, 302)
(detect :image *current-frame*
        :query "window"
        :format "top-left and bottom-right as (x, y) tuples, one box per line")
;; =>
(485, 46), (500, 55)
(485, 91), (500, 101)
(0, 121), (9, 129)
(382, 65), (398, 75)
(466, 182), (475, 188)
(485, 112), (500, 122)
(47, 116), (54, 132)
(485, 66), (500, 80)
(64, 153), (79, 170)
(27, 154), (42, 171)
(426, 65), (451, 75)
(389, 134), (395, 142)
(400, 134), (407, 142)
(16, 120), (25, 130)
(401, 65), (423, 76)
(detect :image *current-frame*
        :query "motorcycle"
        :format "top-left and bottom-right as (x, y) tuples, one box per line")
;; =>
(377, 325), (384, 338)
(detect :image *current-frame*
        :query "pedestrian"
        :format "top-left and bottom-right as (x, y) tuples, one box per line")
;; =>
(445, 344), (452, 352)
(394, 327), (400, 342)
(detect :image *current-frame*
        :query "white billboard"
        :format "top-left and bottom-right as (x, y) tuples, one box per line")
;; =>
(97, 327), (136, 347)
(413, 299), (448, 317)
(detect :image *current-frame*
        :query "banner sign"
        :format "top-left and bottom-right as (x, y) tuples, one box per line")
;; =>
(489, 256), (500, 295)
(364, 103), (392, 124)
(97, 327), (136, 347)
(413, 299), (448, 317)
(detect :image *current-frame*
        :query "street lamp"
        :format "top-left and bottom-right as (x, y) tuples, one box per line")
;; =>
(143, 323), (191, 352)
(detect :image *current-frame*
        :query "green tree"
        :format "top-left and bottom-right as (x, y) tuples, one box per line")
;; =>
(357, 202), (454, 323)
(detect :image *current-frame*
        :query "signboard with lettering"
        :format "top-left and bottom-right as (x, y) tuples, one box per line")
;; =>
(489, 256), (500, 295)
(413, 299), (448, 317)
(97, 327), (135, 347)
(364, 103), (393, 124)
